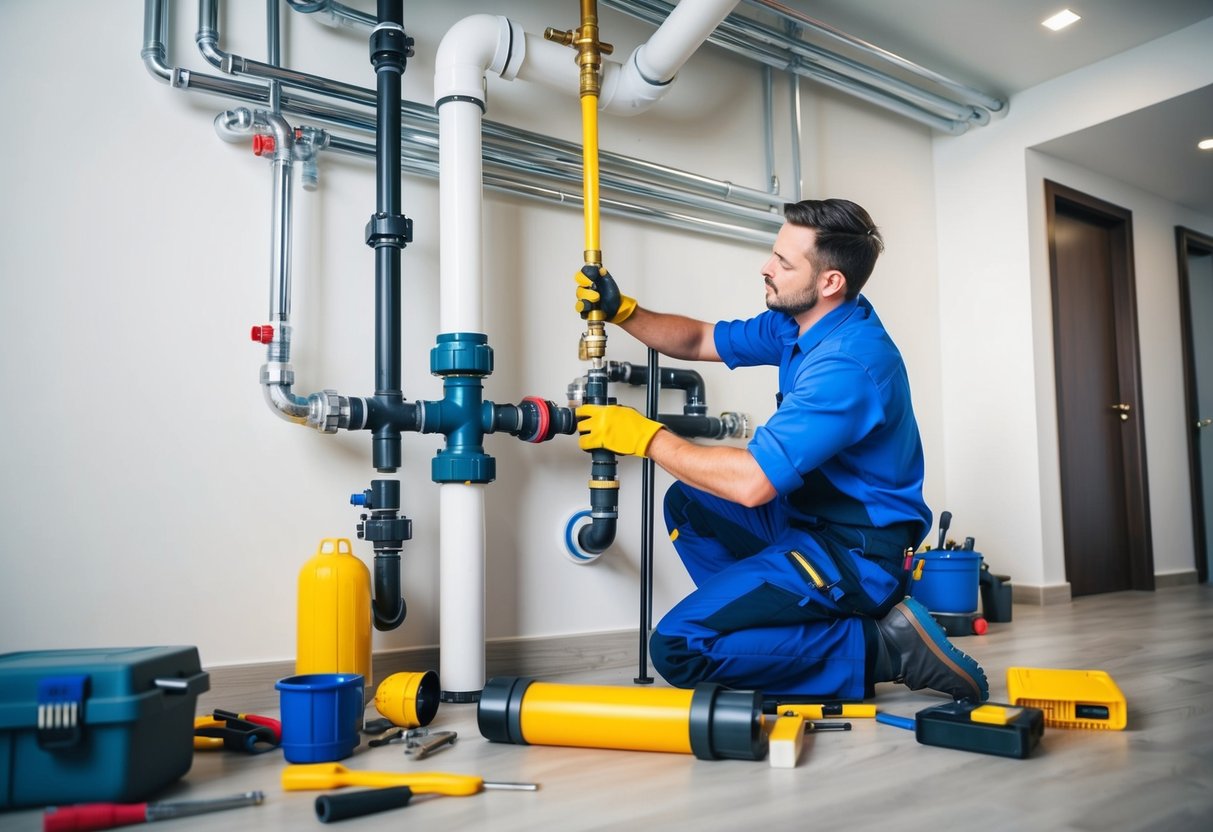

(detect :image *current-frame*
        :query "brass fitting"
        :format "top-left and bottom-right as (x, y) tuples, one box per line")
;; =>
(579, 319), (607, 361)
(543, 1), (614, 99)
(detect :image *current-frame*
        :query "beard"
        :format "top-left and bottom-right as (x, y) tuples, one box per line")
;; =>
(765, 276), (819, 317)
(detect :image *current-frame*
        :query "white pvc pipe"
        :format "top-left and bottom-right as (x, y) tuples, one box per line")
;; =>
(633, 0), (739, 82)
(439, 483), (486, 696)
(438, 101), (485, 333)
(434, 14), (525, 697)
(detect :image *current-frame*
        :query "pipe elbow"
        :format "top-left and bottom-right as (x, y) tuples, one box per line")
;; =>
(600, 46), (673, 115)
(372, 554), (407, 631)
(434, 15), (524, 105)
(264, 112), (296, 158)
(261, 363), (311, 425)
(577, 516), (617, 555)
(141, 46), (174, 84)
(214, 108), (257, 141)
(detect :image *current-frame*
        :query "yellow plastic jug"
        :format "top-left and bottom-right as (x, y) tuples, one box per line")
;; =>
(296, 538), (372, 693)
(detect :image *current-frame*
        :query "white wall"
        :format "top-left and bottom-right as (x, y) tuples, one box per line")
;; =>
(0, 1), (943, 667)
(933, 18), (1213, 590)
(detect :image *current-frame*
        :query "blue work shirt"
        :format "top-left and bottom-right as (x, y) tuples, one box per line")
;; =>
(713, 295), (930, 544)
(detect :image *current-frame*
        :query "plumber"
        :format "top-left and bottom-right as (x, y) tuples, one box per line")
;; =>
(574, 198), (987, 703)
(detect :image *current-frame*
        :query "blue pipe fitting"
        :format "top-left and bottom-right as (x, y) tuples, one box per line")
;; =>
(426, 332), (496, 484)
(430, 332), (493, 376)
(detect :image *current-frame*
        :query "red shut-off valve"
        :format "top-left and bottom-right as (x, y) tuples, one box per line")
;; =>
(250, 325), (274, 345)
(252, 134), (275, 156)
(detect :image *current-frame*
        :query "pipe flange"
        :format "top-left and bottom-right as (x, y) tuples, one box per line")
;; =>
(562, 510), (602, 564)
(308, 389), (345, 433)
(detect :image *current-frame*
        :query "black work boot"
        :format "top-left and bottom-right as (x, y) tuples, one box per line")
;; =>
(874, 598), (989, 702)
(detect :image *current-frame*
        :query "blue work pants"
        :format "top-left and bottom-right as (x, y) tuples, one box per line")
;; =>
(649, 483), (911, 699)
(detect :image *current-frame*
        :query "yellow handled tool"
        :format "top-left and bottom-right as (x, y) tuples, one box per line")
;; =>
(281, 763), (536, 797)
(773, 703), (877, 720)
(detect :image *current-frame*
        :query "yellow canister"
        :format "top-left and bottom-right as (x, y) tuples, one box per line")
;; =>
(296, 538), (372, 693)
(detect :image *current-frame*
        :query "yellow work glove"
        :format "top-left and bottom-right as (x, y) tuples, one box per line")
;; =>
(576, 404), (665, 458)
(574, 265), (637, 324)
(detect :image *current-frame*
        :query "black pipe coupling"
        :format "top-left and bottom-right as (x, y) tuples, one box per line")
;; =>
(365, 213), (412, 249)
(354, 479), (413, 546)
(369, 23), (414, 73)
(504, 397), (577, 443)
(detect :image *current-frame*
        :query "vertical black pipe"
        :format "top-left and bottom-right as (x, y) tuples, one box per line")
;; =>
(635, 346), (659, 684)
(363, 0), (410, 630)
(368, 0), (407, 472)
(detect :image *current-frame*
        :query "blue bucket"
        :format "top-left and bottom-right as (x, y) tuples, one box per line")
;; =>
(911, 550), (982, 613)
(276, 673), (364, 763)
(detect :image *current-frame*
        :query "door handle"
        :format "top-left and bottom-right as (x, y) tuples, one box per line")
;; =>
(1110, 403), (1131, 422)
(1198, 417), (1213, 430)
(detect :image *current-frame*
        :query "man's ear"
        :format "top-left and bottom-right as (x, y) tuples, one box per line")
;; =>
(820, 269), (847, 299)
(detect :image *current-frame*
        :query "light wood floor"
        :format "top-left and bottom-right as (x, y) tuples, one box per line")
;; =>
(6, 585), (1211, 831)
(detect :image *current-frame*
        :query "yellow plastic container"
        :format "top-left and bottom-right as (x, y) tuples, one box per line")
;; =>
(296, 538), (372, 694)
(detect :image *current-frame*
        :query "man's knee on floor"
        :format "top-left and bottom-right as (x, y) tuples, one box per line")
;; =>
(649, 629), (714, 688)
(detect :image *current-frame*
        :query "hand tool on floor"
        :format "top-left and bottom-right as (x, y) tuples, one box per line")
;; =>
(770, 702), (876, 720)
(193, 710), (280, 752)
(43, 791), (264, 832)
(805, 722), (852, 731)
(767, 713), (804, 768)
(315, 787), (414, 823)
(281, 763), (538, 797)
(406, 730), (457, 760)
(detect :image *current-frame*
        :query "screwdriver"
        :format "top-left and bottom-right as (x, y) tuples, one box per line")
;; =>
(43, 791), (264, 832)
(282, 763), (538, 797)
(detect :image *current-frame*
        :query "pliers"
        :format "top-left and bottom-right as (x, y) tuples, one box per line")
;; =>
(194, 709), (281, 753)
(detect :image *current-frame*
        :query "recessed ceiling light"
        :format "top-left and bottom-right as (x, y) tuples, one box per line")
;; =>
(1199, 138), (1213, 151)
(1042, 9), (1081, 31)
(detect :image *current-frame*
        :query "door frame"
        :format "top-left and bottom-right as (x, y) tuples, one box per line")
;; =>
(1176, 226), (1213, 584)
(1045, 180), (1155, 593)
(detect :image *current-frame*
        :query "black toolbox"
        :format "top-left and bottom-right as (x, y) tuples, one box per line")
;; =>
(0, 646), (209, 809)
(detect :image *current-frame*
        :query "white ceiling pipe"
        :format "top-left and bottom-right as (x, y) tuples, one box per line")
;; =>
(631, 0), (740, 83)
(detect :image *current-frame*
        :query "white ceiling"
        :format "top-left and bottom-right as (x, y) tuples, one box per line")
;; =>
(770, 0), (1213, 215)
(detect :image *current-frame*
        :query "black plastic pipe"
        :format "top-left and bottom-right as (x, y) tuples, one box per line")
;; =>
(362, 0), (411, 631)
(608, 361), (707, 414)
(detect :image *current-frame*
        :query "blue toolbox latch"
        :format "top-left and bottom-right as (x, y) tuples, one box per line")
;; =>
(36, 674), (88, 750)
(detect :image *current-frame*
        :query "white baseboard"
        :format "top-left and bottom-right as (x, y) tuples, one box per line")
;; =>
(1155, 570), (1199, 588)
(197, 628), (639, 716)
(1011, 582), (1072, 606)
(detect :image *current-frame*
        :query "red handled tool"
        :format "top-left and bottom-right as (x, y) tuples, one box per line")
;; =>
(44, 791), (264, 832)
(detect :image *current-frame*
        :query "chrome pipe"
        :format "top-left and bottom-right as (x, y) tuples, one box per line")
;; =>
(744, 0), (1005, 113)
(149, 0), (778, 245)
(286, 0), (376, 30)
(605, 0), (997, 132)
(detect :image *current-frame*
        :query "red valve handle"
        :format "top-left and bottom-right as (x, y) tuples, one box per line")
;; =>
(250, 325), (274, 345)
(252, 134), (275, 156)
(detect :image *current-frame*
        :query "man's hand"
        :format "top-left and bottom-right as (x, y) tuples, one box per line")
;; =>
(576, 404), (665, 457)
(574, 265), (637, 324)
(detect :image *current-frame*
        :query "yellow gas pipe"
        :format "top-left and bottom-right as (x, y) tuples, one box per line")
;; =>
(545, 0), (614, 362)
(546, 2), (620, 556)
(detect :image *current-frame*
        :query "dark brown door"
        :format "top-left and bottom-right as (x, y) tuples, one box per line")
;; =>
(1046, 181), (1154, 596)
(1177, 226), (1213, 584)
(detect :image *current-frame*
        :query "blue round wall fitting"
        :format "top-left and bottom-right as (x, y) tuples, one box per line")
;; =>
(563, 510), (603, 564)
